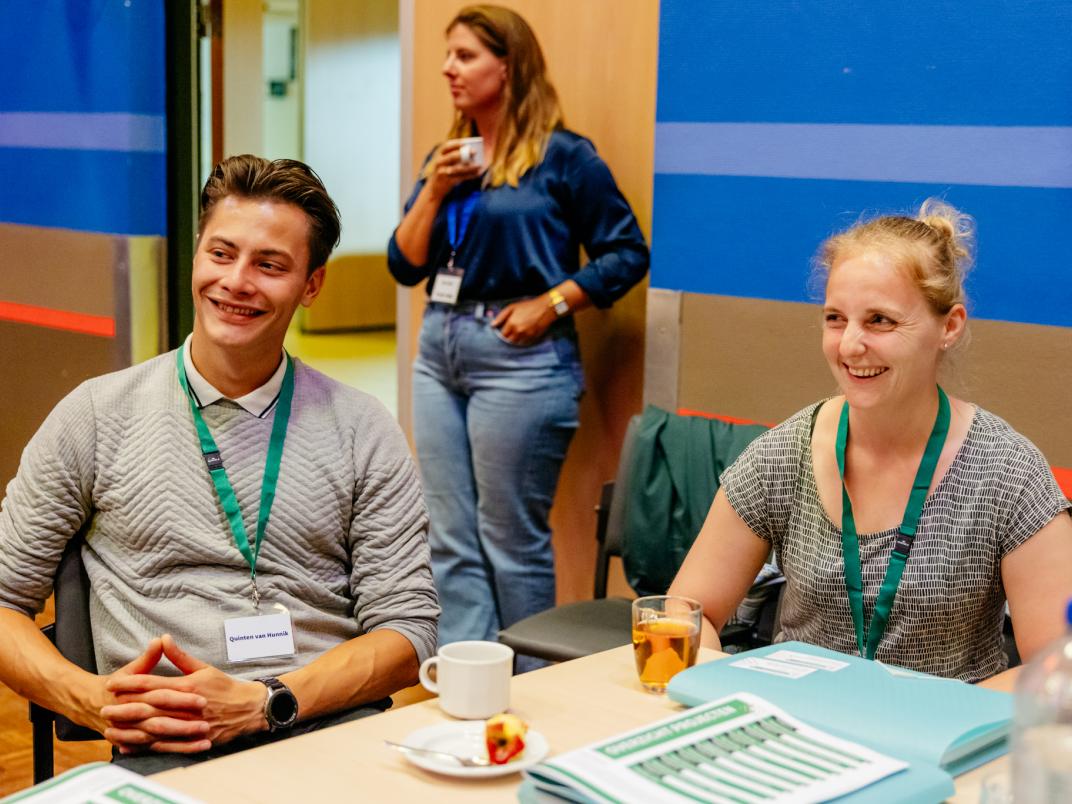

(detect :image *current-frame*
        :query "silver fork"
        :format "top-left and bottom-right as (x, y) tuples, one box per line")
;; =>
(384, 740), (491, 767)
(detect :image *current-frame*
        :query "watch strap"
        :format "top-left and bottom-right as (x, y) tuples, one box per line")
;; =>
(547, 288), (569, 317)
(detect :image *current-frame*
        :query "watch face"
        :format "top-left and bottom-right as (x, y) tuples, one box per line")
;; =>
(269, 689), (298, 726)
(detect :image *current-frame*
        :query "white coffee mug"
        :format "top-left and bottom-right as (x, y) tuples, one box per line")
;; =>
(418, 640), (513, 719)
(453, 136), (485, 167)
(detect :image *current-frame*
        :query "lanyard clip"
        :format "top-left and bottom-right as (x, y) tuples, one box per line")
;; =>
(893, 531), (915, 557)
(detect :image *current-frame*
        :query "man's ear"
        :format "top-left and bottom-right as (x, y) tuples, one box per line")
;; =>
(301, 266), (326, 307)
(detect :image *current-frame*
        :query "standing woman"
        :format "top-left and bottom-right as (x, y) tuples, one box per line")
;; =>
(388, 5), (649, 665)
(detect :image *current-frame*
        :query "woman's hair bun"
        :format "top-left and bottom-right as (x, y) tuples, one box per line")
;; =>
(815, 197), (975, 316)
(917, 198), (974, 269)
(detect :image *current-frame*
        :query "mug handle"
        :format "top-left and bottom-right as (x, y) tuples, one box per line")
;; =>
(418, 656), (439, 693)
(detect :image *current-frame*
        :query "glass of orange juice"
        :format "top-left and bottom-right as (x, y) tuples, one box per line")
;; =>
(631, 595), (702, 693)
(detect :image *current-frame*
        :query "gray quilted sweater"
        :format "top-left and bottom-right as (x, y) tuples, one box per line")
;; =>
(0, 350), (438, 678)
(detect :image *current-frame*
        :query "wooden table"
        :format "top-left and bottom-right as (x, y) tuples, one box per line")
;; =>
(153, 646), (1005, 802)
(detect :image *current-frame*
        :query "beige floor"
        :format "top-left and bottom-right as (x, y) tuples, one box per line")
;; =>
(0, 330), (399, 796)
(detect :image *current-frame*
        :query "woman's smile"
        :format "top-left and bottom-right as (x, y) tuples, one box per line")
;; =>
(844, 365), (888, 379)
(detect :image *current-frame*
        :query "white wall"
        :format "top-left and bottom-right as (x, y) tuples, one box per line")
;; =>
(262, 0), (303, 161)
(304, 1), (400, 254)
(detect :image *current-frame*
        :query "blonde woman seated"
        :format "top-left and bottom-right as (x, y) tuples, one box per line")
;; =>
(669, 201), (1072, 683)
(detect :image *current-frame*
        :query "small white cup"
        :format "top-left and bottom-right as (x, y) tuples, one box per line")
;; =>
(418, 640), (513, 719)
(453, 136), (485, 167)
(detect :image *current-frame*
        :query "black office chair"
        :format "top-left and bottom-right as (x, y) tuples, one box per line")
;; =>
(497, 418), (642, 662)
(715, 566), (786, 654)
(499, 412), (782, 663)
(29, 533), (104, 783)
(1003, 609), (1021, 669)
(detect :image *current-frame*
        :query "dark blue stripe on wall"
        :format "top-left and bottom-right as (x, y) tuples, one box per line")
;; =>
(657, 1), (1072, 126)
(650, 174), (1072, 328)
(0, 149), (166, 236)
(2, 1), (165, 115)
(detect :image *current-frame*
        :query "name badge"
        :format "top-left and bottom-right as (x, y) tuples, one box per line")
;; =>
(430, 267), (464, 304)
(224, 610), (296, 663)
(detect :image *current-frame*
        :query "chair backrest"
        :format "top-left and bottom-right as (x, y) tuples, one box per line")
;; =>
(591, 415), (642, 598)
(31, 531), (100, 783)
(52, 532), (99, 739)
(603, 415), (642, 559)
(620, 405), (768, 597)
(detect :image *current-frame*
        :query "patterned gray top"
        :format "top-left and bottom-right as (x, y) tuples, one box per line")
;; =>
(0, 351), (439, 678)
(722, 402), (1070, 682)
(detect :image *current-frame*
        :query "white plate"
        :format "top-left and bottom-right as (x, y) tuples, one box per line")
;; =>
(397, 721), (549, 779)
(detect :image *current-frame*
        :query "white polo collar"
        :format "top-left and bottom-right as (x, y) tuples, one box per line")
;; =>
(182, 334), (288, 418)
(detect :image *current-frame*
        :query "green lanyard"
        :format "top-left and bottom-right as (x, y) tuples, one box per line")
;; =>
(176, 345), (295, 608)
(835, 386), (950, 660)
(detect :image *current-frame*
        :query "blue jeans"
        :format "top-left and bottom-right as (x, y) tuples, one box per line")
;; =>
(413, 302), (583, 671)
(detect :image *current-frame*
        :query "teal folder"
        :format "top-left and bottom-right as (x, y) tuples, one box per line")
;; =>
(665, 641), (1011, 799)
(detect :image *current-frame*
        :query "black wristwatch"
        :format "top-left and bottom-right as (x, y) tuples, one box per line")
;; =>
(256, 676), (299, 732)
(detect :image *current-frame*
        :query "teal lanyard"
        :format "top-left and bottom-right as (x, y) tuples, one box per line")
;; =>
(835, 386), (950, 660)
(176, 346), (295, 608)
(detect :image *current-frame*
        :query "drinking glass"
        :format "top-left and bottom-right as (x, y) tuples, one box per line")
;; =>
(632, 595), (702, 693)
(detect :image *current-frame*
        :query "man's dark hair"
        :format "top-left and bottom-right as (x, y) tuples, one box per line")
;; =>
(199, 154), (341, 273)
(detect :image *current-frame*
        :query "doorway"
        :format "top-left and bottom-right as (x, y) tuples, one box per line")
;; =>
(195, 0), (401, 416)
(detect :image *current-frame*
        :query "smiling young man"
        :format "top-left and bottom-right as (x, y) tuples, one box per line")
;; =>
(0, 155), (439, 773)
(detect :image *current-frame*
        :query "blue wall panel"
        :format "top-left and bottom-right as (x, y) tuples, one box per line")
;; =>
(652, 0), (1072, 328)
(657, 1), (1072, 126)
(2, 1), (165, 115)
(652, 175), (1072, 327)
(0, 1), (166, 236)
(0, 148), (167, 236)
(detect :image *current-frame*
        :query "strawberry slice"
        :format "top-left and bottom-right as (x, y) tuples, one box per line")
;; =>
(484, 713), (528, 764)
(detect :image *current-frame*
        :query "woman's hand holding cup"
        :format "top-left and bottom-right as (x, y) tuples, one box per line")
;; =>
(425, 139), (484, 201)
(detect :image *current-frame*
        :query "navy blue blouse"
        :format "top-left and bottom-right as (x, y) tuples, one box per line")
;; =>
(387, 130), (649, 309)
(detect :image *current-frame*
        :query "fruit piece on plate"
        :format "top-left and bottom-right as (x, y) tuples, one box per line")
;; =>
(484, 713), (528, 765)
